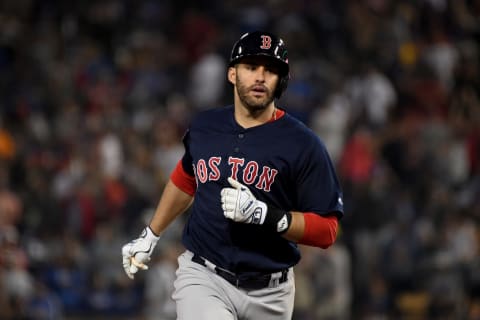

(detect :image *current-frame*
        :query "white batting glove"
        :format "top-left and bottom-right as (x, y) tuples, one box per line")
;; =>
(221, 177), (268, 224)
(121, 226), (160, 279)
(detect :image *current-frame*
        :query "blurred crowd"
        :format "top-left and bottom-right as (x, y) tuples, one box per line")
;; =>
(0, 0), (479, 319)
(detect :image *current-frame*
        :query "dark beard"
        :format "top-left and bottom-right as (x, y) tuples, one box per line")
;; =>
(236, 77), (275, 113)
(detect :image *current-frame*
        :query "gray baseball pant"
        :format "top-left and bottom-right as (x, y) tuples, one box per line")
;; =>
(172, 250), (295, 320)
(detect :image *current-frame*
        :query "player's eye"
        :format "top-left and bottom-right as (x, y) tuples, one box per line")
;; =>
(265, 65), (280, 74)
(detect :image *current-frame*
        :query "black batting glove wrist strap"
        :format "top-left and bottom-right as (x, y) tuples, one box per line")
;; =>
(265, 205), (292, 234)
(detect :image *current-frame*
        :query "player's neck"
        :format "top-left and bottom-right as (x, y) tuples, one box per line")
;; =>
(234, 104), (276, 128)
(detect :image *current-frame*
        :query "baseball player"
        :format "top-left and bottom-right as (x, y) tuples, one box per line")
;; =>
(122, 31), (344, 320)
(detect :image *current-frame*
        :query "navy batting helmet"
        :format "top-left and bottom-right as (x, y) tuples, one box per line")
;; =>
(229, 31), (289, 99)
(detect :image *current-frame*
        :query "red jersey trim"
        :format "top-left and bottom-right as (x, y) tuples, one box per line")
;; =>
(299, 213), (338, 248)
(268, 109), (285, 122)
(170, 160), (196, 196)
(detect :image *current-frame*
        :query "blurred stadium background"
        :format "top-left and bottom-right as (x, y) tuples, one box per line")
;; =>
(0, 0), (479, 319)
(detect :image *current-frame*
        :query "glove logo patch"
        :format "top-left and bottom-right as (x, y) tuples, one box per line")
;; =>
(242, 200), (254, 215)
(134, 243), (152, 256)
(277, 215), (288, 233)
(252, 208), (263, 224)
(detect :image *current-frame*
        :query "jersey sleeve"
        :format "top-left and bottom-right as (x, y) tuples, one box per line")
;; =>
(180, 129), (195, 176)
(296, 138), (344, 218)
(170, 129), (197, 196)
(170, 160), (196, 196)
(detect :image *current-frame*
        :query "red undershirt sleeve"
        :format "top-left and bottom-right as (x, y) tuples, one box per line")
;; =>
(299, 213), (338, 249)
(170, 160), (196, 196)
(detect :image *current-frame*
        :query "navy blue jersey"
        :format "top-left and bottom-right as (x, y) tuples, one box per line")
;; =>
(180, 105), (344, 274)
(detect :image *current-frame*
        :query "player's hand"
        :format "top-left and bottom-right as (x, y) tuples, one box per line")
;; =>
(221, 177), (267, 224)
(121, 226), (160, 279)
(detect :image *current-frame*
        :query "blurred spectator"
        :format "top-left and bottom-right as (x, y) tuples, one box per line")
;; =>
(0, 127), (16, 160)
(0, 226), (34, 318)
(41, 232), (89, 315)
(188, 50), (227, 110)
(152, 116), (185, 183)
(339, 126), (377, 185)
(25, 281), (63, 319)
(344, 63), (397, 130)
(310, 83), (350, 163)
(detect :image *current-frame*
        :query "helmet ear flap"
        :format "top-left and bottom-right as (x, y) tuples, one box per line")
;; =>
(275, 74), (289, 99)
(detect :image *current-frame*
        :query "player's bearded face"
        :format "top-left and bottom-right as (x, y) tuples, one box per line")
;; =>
(235, 71), (276, 112)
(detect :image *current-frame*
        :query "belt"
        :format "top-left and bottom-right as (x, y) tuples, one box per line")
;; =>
(191, 254), (289, 290)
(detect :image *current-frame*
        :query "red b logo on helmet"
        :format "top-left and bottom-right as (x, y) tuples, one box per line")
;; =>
(260, 35), (272, 49)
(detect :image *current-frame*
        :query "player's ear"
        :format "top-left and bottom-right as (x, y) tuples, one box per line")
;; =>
(227, 67), (236, 85)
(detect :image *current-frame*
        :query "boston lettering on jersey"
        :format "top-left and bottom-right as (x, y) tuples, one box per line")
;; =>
(193, 156), (278, 192)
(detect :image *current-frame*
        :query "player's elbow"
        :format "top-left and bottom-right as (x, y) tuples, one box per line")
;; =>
(318, 224), (338, 249)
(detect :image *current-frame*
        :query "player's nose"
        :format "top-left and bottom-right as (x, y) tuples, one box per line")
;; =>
(254, 66), (267, 81)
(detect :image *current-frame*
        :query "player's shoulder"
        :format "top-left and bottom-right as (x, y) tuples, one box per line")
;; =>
(282, 112), (321, 143)
(278, 111), (330, 157)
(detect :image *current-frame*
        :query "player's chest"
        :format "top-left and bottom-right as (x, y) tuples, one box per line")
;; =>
(189, 130), (290, 192)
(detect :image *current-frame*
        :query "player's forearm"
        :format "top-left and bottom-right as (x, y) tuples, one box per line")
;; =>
(148, 179), (194, 236)
(282, 211), (305, 242)
(283, 212), (338, 249)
